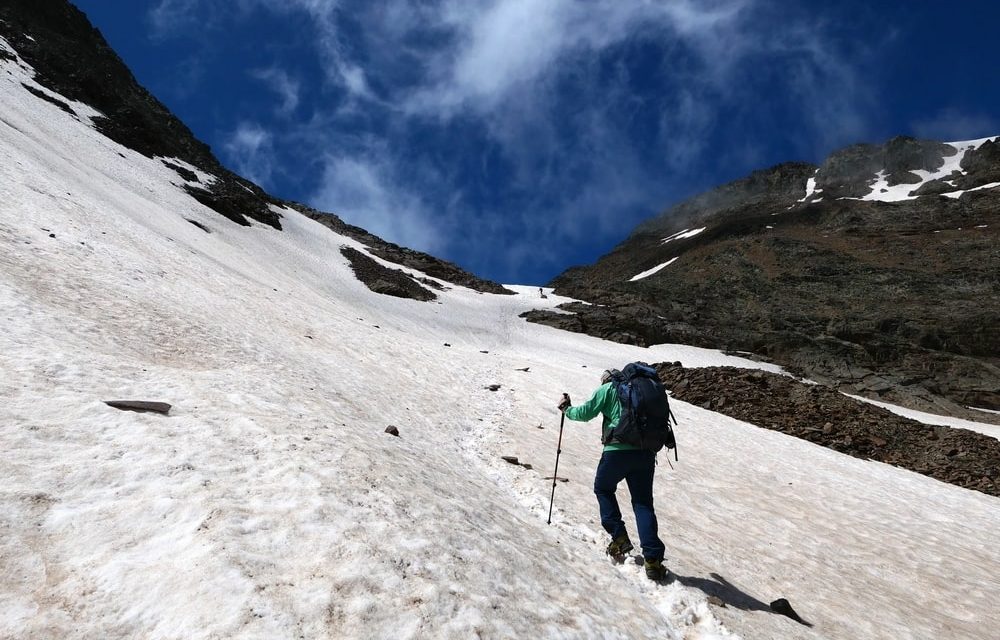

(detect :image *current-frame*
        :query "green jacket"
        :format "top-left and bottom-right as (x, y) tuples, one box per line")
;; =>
(564, 382), (640, 452)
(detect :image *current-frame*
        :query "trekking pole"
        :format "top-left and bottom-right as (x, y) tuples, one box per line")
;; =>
(546, 398), (568, 525)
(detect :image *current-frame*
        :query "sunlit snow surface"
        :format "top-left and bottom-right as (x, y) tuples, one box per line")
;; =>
(660, 228), (706, 244)
(629, 257), (679, 281)
(2, 42), (1000, 639)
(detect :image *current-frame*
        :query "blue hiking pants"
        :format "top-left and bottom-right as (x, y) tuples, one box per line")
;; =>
(594, 449), (665, 560)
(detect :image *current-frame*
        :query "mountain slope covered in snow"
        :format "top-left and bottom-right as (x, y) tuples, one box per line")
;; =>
(2, 5), (1000, 640)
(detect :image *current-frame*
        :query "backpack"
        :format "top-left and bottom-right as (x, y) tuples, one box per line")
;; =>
(605, 362), (678, 459)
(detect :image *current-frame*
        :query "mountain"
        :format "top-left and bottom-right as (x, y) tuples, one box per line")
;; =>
(0, 0), (512, 298)
(3, 2), (1000, 639)
(535, 136), (1000, 419)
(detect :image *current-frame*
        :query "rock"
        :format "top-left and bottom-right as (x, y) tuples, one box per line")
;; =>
(443, 343), (451, 347)
(104, 400), (171, 414)
(340, 246), (436, 302)
(770, 598), (810, 626)
(501, 456), (520, 465)
(486, 384), (501, 391)
(707, 596), (726, 608)
(655, 363), (1000, 498)
(385, 425), (400, 437)
(515, 367), (530, 372)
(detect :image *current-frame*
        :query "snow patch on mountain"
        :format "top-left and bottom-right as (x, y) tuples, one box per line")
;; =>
(661, 228), (706, 244)
(942, 181), (1000, 199)
(846, 395), (1000, 441)
(797, 172), (821, 202)
(630, 257), (679, 281)
(856, 135), (999, 202)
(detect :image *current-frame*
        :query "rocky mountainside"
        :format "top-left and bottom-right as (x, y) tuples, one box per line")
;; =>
(654, 362), (1000, 498)
(0, 0), (511, 297)
(534, 137), (1000, 419)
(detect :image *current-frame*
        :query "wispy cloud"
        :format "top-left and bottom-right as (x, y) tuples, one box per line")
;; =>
(406, 0), (751, 116)
(223, 121), (275, 186)
(310, 153), (446, 255)
(149, 0), (878, 282)
(147, 0), (207, 40)
(243, 0), (375, 101)
(252, 67), (301, 116)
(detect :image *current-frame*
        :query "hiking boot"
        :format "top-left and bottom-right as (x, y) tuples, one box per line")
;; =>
(644, 558), (668, 581)
(606, 533), (634, 559)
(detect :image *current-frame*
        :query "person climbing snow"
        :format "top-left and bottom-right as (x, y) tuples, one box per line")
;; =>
(558, 368), (668, 581)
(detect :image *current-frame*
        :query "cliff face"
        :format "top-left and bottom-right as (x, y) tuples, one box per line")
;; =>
(536, 136), (1000, 417)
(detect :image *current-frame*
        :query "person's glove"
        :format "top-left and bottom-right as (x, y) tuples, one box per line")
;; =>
(557, 393), (571, 412)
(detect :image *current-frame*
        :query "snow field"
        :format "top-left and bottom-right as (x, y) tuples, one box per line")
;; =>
(3, 46), (1000, 639)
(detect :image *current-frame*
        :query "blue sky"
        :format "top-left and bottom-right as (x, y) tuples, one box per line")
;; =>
(72, 1), (999, 285)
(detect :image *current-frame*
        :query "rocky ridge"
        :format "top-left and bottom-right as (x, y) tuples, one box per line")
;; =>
(535, 136), (1000, 418)
(655, 363), (1000, 498)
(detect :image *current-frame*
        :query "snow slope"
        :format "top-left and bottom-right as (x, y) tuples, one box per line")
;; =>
(2, 44), (1000, 639)
(859, 136), (999, 202)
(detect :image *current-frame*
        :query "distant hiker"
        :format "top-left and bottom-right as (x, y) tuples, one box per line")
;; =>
(539, 287), (543, 296)
(558, 366), (669, 580)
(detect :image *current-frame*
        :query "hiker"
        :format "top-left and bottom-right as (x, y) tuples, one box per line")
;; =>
(558, 369), (668, 580)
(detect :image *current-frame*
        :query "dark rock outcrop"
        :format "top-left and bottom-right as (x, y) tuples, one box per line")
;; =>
(656, 363), (1000, 498)
(816, 136), (955, 198)
(340, 246), (436, 302)
(957, 139), (1000, 189)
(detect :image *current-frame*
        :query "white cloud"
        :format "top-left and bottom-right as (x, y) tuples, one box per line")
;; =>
(243, 0), (376, 101)
(251, 67), (301, 116)
(406, 0), (751, 116)
(311, 154), (445, 255)
(223, 122), (275, 186)
(149, 0), (877, 280)
(147, 0), (204, 39)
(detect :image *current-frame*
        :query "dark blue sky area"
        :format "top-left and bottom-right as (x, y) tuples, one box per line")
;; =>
(72, 1), (1000, 284)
